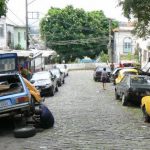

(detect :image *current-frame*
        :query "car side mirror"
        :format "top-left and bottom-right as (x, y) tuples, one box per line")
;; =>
(114, 74), (118, 78)
(51, 76), (55, 80)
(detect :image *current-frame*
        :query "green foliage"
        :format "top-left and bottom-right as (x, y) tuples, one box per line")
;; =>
(15, 44), (23, 50)
(120, 52), (139, 63)
(40, 5), (118, 62)
(99, 51), (109, 62)
(119, 0), (150, 37)
(0, 0), (8, 17)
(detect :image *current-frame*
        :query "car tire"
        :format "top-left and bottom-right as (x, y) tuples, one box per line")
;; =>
(31, 95), (35, 111)
(58, 81), (62, 87)
(122, 94), (128, 106)
(115, 90), (119, 100)
(14, 126), (36, 138)
(50, 86), (55, 96)
(94, 77), (97, 82)
(55, 84), (58, 92)
(142, 106), (150, 122)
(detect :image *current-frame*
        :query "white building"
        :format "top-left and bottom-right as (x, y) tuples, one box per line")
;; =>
(0, 17), (26, 50)
(113, 23), (137, 63)
(136, 38), (150, 67)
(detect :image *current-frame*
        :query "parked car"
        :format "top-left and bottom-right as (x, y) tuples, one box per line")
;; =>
(56, 64), (69, 77)
(140, 59), (150, 76)
(50, 68), (65, 86)
(141, 96), (150, 122)
(93, 66), (111, 82)
(110, 67), (122, 85)
(115, 68), (138, 84)
(115, 75), (150, 106)
(30, 71), (58, 96)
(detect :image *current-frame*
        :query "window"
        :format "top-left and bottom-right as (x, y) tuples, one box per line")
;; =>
(18, 32), (21, 43)
(123, 37), (132, 53)
(0, 24), (4, 37)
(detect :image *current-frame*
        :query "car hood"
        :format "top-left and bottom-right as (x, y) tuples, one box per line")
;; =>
(32, 79), (51, 86)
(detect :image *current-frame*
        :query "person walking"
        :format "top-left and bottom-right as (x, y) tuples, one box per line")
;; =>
(101, 67), (108, 90)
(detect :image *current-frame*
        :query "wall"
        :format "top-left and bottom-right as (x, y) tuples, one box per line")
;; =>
(114, 29), (137, 63)
(45, 63), (109, 71)
(14, 27), (26, 49)
(0, 18), (7, 49)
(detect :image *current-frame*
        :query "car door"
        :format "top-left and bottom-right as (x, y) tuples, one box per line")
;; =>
(50, 71), (57, 88)
(119, 76), (129, 97)
(117, 76), (128, 97)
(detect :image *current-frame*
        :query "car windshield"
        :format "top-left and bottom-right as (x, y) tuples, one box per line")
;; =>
(0, 74), (24, 96)
(32, 72), (50, 80)
(96, 67), (110, 72)
(51, 69), (60, 75)
(131, 76), (150, 85)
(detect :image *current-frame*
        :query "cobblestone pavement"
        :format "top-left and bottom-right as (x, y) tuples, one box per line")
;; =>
(1, 70), (150, 150)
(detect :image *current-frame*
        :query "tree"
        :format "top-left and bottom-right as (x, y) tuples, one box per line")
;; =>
(119, 0), (150, 38)
(0, 0), (8, 17)
(40, 6), (118, 62)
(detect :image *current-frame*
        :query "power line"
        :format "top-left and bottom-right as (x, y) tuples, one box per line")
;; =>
(6, 17), (19, 26)
(28, 0), (38, 6)
(46, 38), (108, 46)
(8, 7), (25, 25)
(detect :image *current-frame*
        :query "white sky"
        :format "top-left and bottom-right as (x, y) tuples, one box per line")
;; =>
(7, 0), (128, 26)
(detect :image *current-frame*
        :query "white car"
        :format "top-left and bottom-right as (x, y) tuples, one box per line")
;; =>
(56, 64), (69, 77)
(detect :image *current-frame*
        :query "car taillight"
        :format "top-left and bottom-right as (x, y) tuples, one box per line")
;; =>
(16, 96), (29, 103)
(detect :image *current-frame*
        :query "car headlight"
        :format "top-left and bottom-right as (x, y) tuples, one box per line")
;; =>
(45, 83), (52, 88)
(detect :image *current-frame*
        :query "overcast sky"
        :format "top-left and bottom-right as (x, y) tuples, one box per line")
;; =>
(7, 0), (128, 26)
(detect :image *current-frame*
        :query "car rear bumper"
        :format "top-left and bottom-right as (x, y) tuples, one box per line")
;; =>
(0, 102), (30, 118)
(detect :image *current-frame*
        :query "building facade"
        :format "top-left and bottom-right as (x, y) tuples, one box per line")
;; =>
(113, 22), (137, 63)
(0, 18), (26, 50)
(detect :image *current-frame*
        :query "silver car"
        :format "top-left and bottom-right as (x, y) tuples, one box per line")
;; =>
(30, 71), (58, 96)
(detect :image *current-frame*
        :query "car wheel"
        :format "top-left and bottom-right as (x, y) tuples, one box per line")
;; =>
(14, 126), (36, 138)
(31, 95), (35, 111)
(58, 81), (62, 87)
(142, 106), (150, 122)
(94, 77), (97, 82)
(122, 94), (128, 106)
(115, 90), (119, 100)
(50, 86), (55, 96)
(55, 84), (58, 92)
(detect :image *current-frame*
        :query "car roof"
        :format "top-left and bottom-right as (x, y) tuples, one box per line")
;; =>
(33, 71), (49, 74)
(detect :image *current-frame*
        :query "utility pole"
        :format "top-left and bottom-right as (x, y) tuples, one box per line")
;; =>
(25, 0), (29, 50)
(108, 18), (113, 63)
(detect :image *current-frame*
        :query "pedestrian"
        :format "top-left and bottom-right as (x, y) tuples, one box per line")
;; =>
(34, 104), (55, 129)
(101, 67), (108, 90)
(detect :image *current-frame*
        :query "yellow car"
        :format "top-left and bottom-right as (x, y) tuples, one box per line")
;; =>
(115, 68), (138, 84)
(23, 78), (43, 105)
(141, 96), (150, 122)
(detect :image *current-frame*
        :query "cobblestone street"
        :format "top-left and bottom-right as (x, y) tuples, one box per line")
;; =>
(1, 70), (150, 150)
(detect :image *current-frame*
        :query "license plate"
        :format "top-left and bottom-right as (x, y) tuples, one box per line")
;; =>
(0, 100), (12, 109)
